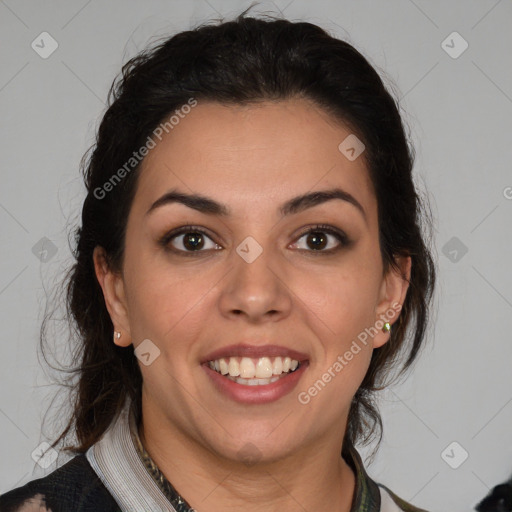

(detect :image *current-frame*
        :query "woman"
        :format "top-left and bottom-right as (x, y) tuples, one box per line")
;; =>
(0, 10), (436, 512)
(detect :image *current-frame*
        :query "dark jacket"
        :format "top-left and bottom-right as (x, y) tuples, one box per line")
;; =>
(0, 455), (119, 512)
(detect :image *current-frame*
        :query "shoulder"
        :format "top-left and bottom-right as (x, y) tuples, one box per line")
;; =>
(0, 454), (120, 512)
(378, 484), (431, 512)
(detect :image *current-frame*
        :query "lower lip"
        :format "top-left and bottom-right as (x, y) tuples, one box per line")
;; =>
(203, 363), (308, 404)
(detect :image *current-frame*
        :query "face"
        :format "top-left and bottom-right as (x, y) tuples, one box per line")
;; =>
(95, 98), (410, 464)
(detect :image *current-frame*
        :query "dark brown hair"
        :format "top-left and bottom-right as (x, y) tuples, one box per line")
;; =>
(45, 7), (436, 457)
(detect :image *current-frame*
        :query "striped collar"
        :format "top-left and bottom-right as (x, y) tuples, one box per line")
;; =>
(87, 398), (427, 511)
(128, 400), (382, 511)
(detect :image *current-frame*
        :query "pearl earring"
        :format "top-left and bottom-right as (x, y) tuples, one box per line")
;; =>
(114, 331), (121, 341)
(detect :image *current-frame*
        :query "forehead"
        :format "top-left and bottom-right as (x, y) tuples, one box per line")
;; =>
(133, 98), (375, 218)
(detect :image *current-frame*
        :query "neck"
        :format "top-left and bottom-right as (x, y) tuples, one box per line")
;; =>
(138, 406), (356, 512)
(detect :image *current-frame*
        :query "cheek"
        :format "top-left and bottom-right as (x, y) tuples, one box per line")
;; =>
(297, 258), (381, 340)
(123, 248), (218, 353)
(297, 274), (375, 414)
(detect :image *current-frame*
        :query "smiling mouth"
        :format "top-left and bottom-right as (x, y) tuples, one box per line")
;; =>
(207, 356), (303, 386)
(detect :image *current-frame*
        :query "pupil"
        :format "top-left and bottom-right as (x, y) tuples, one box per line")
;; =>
(308, 232), (327, 250)
(184, 233), (204, 250)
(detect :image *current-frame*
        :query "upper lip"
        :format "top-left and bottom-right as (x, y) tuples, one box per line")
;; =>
(202, 344), (309, 363)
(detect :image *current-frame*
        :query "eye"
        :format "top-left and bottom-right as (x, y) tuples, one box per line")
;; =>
(290, 224), (350, 253)
(159, 224), (350, 256)
(159, 225), (222, 255)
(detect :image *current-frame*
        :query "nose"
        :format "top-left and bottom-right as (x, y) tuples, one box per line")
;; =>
(218, 241), (292, 323)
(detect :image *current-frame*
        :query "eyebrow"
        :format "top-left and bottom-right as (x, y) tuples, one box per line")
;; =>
(146, 187), (366, 221)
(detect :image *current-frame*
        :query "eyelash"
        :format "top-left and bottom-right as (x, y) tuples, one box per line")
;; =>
(158, 224), (351, 257)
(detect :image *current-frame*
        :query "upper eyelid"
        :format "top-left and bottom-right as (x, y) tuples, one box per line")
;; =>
(163, 224), (348, 251)
(292, 226), (349, 249)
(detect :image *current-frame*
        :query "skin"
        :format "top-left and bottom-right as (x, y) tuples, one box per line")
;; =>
(94, 98), (411, 512)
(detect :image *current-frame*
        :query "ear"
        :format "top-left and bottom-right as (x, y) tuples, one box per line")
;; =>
(372, 255), (411, 349)
(93, 246), (132, 347)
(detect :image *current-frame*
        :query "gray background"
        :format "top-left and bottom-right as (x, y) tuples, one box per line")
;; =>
(1, 1), (511, 510)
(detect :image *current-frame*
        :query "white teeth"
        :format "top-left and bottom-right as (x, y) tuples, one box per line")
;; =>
(228, 358), (240, 377)
(272, 357), (283, 375)
(208, 355), (301, 380)
(219, 358), (229, 375)
(239, 357), (256, 378)
(255, 357), (273, 378)
(231, 375), (281, 386)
